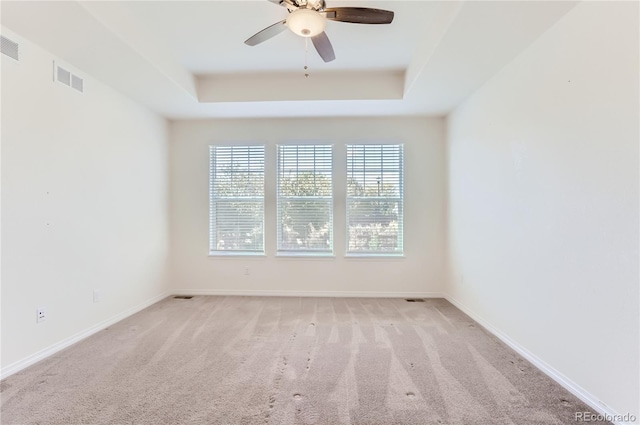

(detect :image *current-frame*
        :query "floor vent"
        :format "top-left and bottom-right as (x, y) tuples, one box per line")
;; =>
(174, 295), (193, 299)
(1, 35), (19, 61)
(405, 299), (425, 302)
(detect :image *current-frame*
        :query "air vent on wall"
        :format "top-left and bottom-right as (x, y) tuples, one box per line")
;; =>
(1, 35), (19, 61)
(71, 74), (84, 92)
(57, 66), (71, 86)
(55, 62), (84, 93)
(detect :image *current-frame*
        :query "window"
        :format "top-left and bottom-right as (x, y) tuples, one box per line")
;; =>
(277, 144), (333, 255)
(346, 144), (404, 255)
(209, 145), (264, 254)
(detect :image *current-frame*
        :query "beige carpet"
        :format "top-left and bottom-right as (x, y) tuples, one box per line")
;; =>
(1, 296), (609, 424)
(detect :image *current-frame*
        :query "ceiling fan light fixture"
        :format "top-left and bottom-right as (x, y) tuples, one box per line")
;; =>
(287, 9), (326, 37)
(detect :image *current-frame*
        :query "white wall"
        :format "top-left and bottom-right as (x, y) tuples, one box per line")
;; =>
(447, 1), (638, 420)
(1, 28), (170, 373)
(170, 117), (446, 296)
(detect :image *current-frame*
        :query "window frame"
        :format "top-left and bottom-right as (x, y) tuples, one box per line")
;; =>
(208, 144), (266, 256)
(345, 143), (404, 257)
(276, 143), (334, 257)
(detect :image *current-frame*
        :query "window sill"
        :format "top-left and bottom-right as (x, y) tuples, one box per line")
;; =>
(209, 251), (265, 257)
(345, 253), (405, 259)
(276, 252), (335, 258)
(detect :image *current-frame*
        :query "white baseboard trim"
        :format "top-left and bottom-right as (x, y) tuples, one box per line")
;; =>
(0, 291), (170, 380)
(173, 289), (445, 299)
(444, 295), (632, 425)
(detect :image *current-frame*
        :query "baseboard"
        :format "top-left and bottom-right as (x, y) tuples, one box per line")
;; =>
(444, 295), (633, 425)
(0, 291), (170, 380)
(173, 289), (445, 299)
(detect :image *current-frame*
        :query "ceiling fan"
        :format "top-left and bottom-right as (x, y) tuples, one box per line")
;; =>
(244, 0), (394, 63)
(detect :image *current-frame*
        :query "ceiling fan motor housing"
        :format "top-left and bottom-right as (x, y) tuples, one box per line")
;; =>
(287, 9), (326, 37)
(291, 0), (326, 11)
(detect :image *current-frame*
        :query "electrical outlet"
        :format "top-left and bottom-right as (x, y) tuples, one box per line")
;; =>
(36, 308), (46, 323)
(244, 268), (250, 276)
(93, 289), (102, 303)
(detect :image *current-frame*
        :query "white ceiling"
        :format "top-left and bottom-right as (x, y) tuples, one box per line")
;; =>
(1, 1), (578, 119)
(122, 1), (432, 73)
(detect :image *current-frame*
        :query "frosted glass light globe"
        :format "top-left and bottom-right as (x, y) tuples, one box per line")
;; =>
(287, 9), (326, 37)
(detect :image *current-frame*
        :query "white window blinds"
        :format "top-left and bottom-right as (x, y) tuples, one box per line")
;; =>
(346, 144), (404, 255)
(277, 145), (333, 255)
(209, 145), (265, 254)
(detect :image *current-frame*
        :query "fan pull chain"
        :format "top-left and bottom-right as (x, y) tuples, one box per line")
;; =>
(304, 38), (309, 78)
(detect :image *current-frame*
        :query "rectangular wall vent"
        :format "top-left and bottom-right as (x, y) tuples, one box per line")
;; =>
(55, 62), (84, 93)
(1, 35), (19, 61)
(57, 66), (71, 86)
(405, 299), (425, 302)
(174, 295), (193, 300)
(71, 74), (84, 93)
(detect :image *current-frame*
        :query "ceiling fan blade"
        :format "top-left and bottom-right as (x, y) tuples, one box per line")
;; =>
(244, 20), (287, 46)
(324, 7), (394, 24)
(311, 32), (335, 62)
